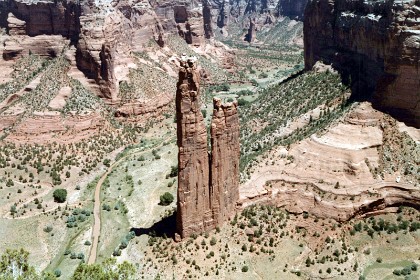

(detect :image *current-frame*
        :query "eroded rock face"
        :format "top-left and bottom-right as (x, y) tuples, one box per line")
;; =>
(0, 0), (210, 101)
(176, 62), (240, 238)
(1, 0), (309, 103)
(203, 0), (307, 39)
(176, 60), (213, 239)
(1, 1), (80, 60)
(1, 0), (80, 39)
(150, 0), (208, 47)
(210, 98), (240, 225)
(304, 0), (420, 127)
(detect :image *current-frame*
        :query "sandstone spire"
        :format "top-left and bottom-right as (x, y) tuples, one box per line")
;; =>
(175, 59), (213, 239)
(175, 59), (240, 239)
(210, 98), (240, 225)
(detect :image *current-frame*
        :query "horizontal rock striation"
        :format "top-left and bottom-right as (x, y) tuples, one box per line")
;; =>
(0, 0), (80, 39)
(0, 0), (211, 101)
(241, 180), (420, 222)
(1, 0), (309, 103)
(4, 111), (107, 144)
(304, 0), (420, 127)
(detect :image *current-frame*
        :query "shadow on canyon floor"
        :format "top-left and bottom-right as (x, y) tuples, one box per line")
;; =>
(130, 212), (177, 238)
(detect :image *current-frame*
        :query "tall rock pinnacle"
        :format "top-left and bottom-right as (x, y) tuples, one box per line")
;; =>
(175, 59), (213, 239)
(210, 98), (240, 225)
(175, 59), (240, 239)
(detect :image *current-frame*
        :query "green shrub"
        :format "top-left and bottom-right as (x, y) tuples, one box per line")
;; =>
(201, 110), (207, 118)
(159, 192), (174, 206)
(259, 72), (268, 79)
(169, 165), (178, 178)
(210, 237), (217, 246)
(238, 98), (250, 106)
(241, 266), (248, 272)
(53, 189), (67, 203)
(43, 226), (53, 233)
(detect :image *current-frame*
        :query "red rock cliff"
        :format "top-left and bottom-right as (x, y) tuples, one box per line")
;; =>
(304, 0), (420, 127)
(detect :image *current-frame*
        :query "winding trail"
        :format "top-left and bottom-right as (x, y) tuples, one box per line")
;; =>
(87, 136), (175, 264)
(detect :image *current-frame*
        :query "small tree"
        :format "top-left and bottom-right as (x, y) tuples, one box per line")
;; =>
(210, 237), (217, 246)
(327, 267), (332, 274)
(159, 192), (174, 206)
(169, 165), (178, 178)
(53, 189), (67, 203)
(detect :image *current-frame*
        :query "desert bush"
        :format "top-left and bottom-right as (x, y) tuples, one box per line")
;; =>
(53, 189), (67, 203)
(159, 192), (174, 206)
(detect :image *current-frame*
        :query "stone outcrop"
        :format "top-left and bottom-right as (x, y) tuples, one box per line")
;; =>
(0, 0), (210, 101)
(176, 60), (240, 239)
(176, 59), (213, 238)
(210, 98), (240, 225)
(0, 0), (309, 102)
(0, 0), (80, 39)
(3, 111), (106, 144)
(1, 0), (80, 59)
(304, 0), (420, 127)
(245, 18), (257, 42)
(202, 0), (308, 39)
(239, 101), (420, 222)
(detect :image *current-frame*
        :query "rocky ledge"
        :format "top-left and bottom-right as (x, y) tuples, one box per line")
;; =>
(304, 0), (420, 127)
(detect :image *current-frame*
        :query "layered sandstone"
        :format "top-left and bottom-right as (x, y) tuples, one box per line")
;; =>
(176, 61), (240, 238)
(240, 102), (420, 222)
(1, 0), (308, 104)
(304, 0), (420, 127)
(210, 98), (240, 225)
(3, 111), (106, 144)
(0, 0), (210, 101)
(176, 60), (213, 239)
(1, 0), (80, 59)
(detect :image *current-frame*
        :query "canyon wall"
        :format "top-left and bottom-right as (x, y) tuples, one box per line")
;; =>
(0, 0), (309, 102)
(176, 61), (240, 239)
(1, 0), (80, 59)
(0, 0), (209, 100)
(304, 0), (420, 127)
(205, 0), (308, 35)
